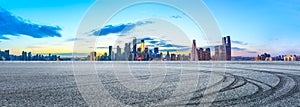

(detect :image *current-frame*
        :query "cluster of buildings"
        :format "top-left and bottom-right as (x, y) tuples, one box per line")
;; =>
(254, 53), (299, 61)
(0, 50), (10, 60)
(0, 50), (60, 61)
(191, 36), (232, 61)
(89, 36), (232, 61)
(88, 38), (190, 61)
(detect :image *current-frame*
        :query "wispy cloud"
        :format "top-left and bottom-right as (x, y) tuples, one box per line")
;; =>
(0, 7), (62, 40)
(232, 47), (246, 51)
(247, 51), (258, 54)
(97, 47), (109, 49)
(92, 21), (154, 36)
(232, 40), (248, 45)
(65, 38), (83, 42)
(171, 15), (182, 19)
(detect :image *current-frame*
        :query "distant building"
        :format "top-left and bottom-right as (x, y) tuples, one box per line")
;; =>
(190, 40), (198, 61)
(141, 40), (145, 53)
(255, 53), (272, 61)
(198, 48), (211, 60)
(0, 50), (10, 60)
(89, 51), (97, 61)
(214, 45), (226, 60)
(154, 47), (159, 58)
(215, 36), (231, 61)
(165, 51), (170, 61)
(108, 46), (112, 60)
(284, 55), (296, 61)
(22, 51), (27, 61)
(171, 54), (176, 61)
(132, 38), (137, 61)
(116, 45), (121, 60)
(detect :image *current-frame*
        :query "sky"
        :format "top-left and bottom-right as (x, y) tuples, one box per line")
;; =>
(0, 0), (300, 57)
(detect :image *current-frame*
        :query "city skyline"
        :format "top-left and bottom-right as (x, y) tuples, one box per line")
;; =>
(0, 0), (300, 57)
(1, 35), (299, 61)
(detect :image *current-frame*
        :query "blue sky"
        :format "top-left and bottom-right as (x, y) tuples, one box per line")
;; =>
(0, 0), (300, 56)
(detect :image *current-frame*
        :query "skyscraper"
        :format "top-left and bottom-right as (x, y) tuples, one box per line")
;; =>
(28, 52), (32, 61)
(109, 46), (112, 61)
(154, 47), (159, 58)
(191, 40), (198, 61)
(89, 51), (97, 61)
(215, 36), (231, 61)
(198, 48), (204, 60)
(133, 38), (137, 61)
(166, 51), (170, 61)
(22, 51), (27, 61)
(198, 48), (211, 61)
(141, 40), (145, 52)
(124, 43), (131, 60)
(225, 36), (231, 60)
(205, 48), (211, 60)
(116, 45), (121, 60)
(4, 50), (9, 60)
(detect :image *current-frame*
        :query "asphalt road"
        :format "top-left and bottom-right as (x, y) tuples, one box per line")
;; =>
(0, 61), (299, 106)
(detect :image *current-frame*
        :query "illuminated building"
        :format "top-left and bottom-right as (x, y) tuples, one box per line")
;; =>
(198, 48), (211, 60)
(89, 51), (97, 61)
(284, 55), (296, 61)
(141, 40), (145, 52)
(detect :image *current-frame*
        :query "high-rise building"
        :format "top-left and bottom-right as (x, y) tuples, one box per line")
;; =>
(198, 48), (204, 60)
(171, 54), (176, 61)
(214, 45), (226, 60)
(205, 48), (211, 60)
(141, 40), (145, 52)
(108, 46), (112, 60)
(214, 36), (231, 61)
(154, 47), (159, 58)
(116, 45), (121, 60)
(124, 43), (131, 60)
(191, 40), (198, 61)
(0, 50), (3, 60)
(225, 36), (231, 60)
(4, 50), (9, 60)
(166, 51), (170, 61)
(28, 52), (32, 61)
(198, 48), (211, 60)
(89, 51), (97, 61)
(133, 38), (137, 61)
(22, 51), (27, 61)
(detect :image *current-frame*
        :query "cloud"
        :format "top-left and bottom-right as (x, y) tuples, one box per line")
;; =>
(247, 51), (258, 54)
(93, 21), (154, 36)
(159, 44), (189, 48)
(97, 47), (109, 49)
(232, 47), (246, 51)
(171, 15), (182, 19)
(65, 38), (83, 42)
(232, 40), (248, 45)
(0, 7), (62, 40)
